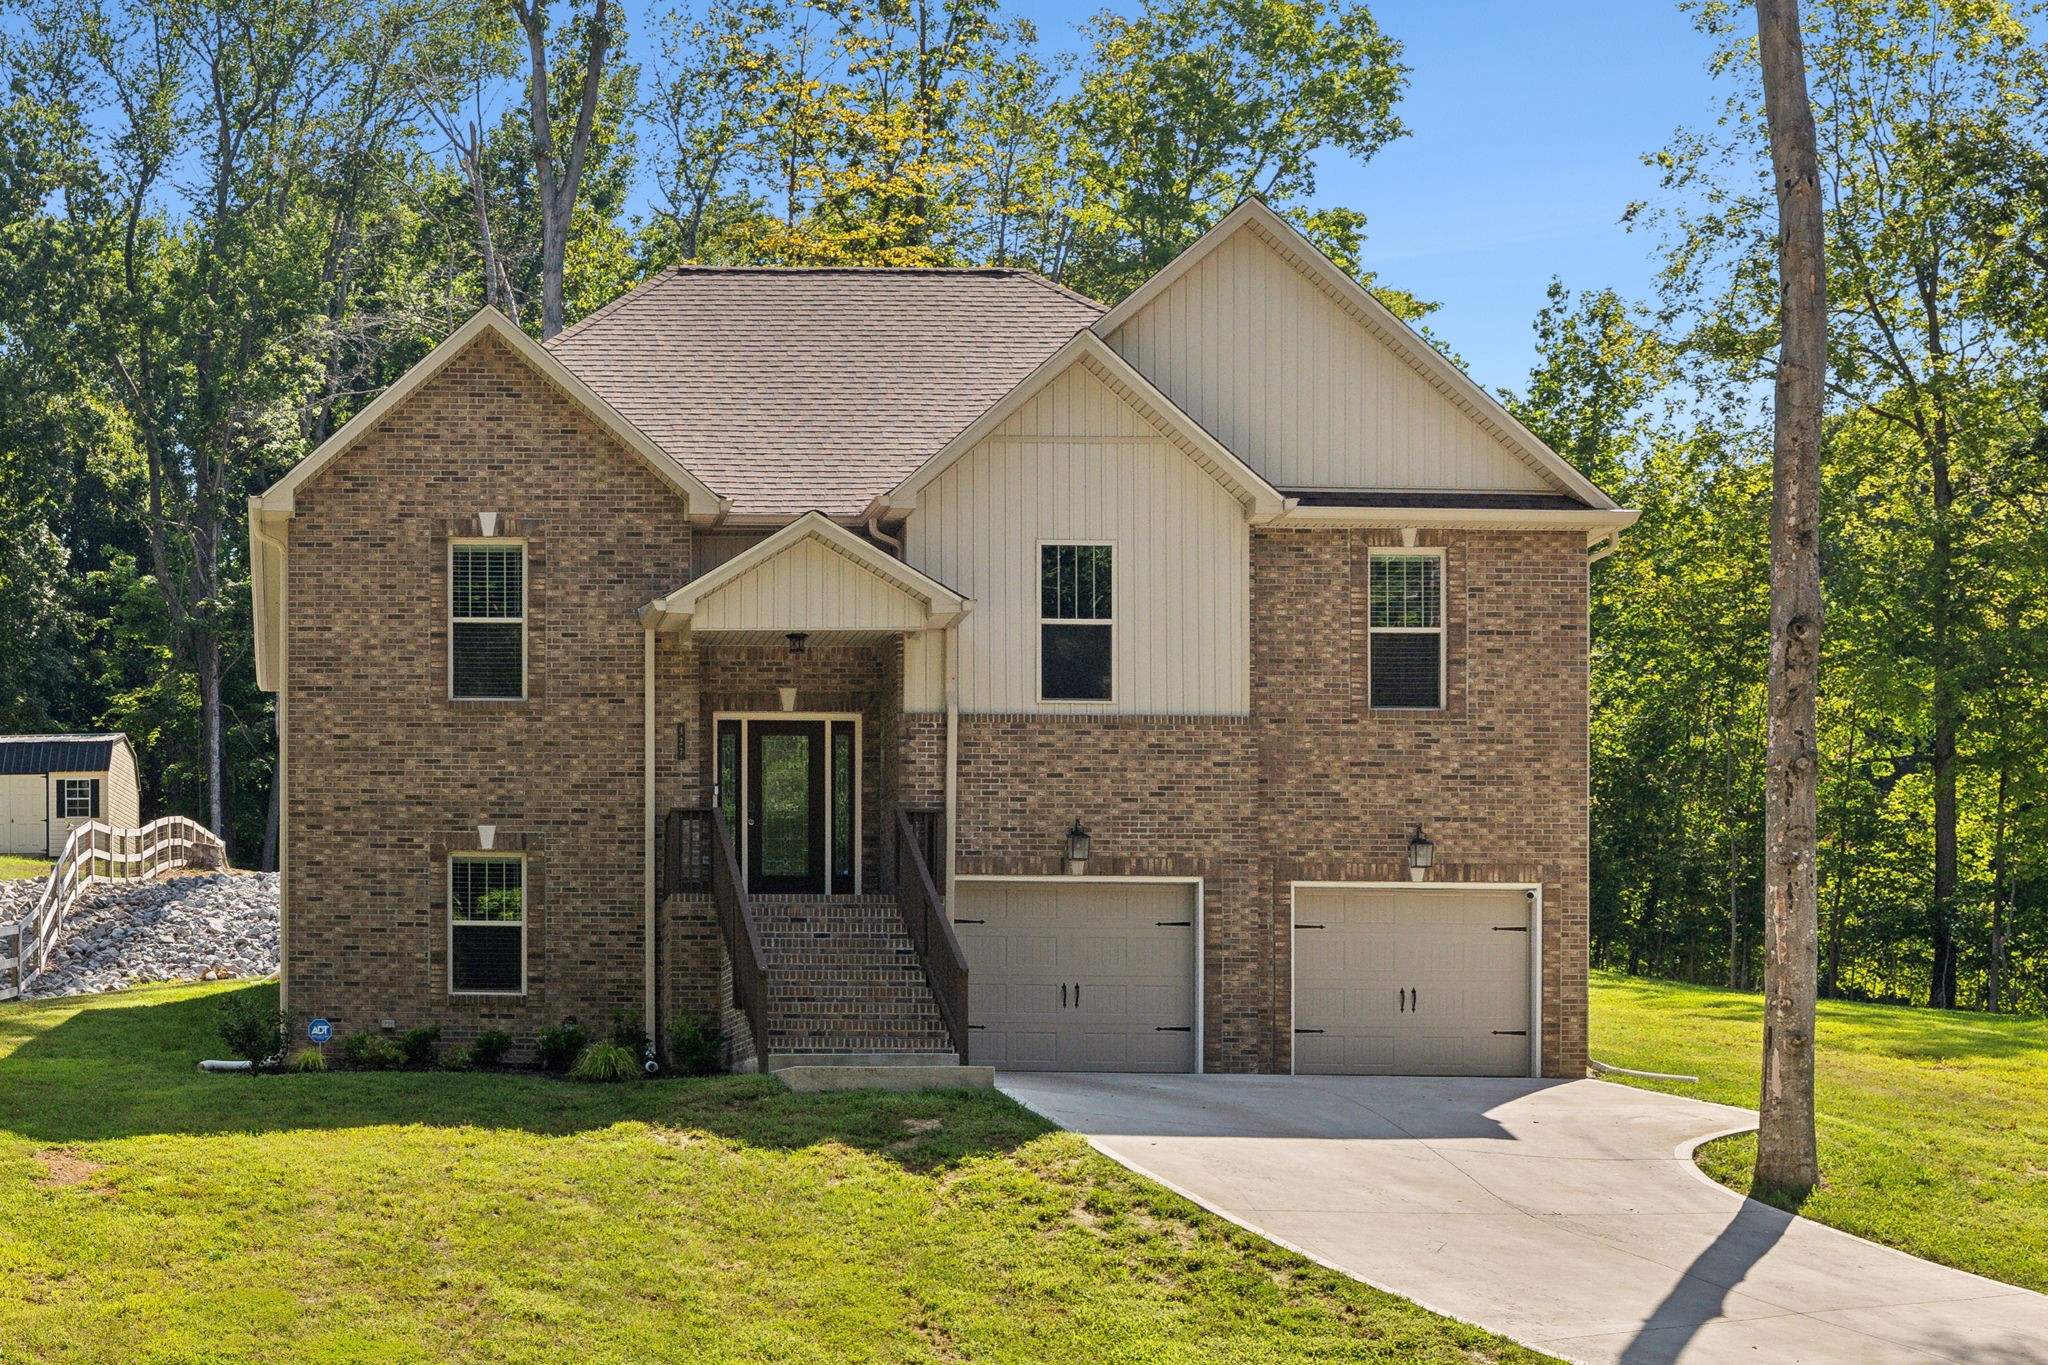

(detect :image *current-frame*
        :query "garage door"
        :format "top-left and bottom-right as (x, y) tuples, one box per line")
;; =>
(1293, 886), (1533, 1077)
(0, 776), (44, 857)
(954, 880), (1197, 1072)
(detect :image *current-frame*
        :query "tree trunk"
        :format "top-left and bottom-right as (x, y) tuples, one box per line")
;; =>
(198, 633), (226, 856)
(1727, 719), (1741, 989)
(512, 0), (609, 339)
(1753, 0), (1825, 1200)
(1987, 762), (2008, 1013)
(1928, 504), (1958, 1009)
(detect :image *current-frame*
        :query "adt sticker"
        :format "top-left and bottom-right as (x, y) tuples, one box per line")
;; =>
(308, 1018), (333, 1045)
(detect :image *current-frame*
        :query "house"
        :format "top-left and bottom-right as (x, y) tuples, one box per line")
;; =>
(0, 734), (142, 859)
(248, 200), (1636, 1077)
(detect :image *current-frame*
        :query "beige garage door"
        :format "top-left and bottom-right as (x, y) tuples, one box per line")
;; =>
(955, 880), (1197, 1072)
(0, 776), (45, 858)
(1293, 886), (1533, 1077)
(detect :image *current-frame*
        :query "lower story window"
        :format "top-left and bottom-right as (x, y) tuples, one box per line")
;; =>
(57, 779), (100, 820)
(451, 854), (525, 994)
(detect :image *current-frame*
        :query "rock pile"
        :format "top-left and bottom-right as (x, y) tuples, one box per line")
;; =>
(13, 871), (279, 999)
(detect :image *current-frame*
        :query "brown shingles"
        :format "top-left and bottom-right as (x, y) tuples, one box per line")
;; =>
(546, 267), (1103, 517)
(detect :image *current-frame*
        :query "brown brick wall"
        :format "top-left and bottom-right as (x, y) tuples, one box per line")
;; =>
(284, 333), (693, 1054)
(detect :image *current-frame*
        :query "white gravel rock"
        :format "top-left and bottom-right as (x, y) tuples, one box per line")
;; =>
(17, 872), (278, 999)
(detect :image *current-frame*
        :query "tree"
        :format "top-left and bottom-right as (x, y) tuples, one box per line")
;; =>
(1753, 0), (1825, 1198)
(509, 0), (615, 337)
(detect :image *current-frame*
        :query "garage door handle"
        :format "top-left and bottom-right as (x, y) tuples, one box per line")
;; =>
(1155, 920), (1192, 927)
(955, 918), (985, 925)
(1294, 1028), (1325, 1035)
(1061, 983), (1067, 1008)
(1155, 1026), (1191, 1033)
(1297, 923), (1325, 930)
(1492, 1030), (1527, 1037)
(1492, 925), (1528, 932)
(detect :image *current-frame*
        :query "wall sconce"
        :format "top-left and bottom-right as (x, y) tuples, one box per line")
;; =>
(1063, 820), (1092, 875)
(785, 631), (809, 656)
(1406, 824), (1435, 882)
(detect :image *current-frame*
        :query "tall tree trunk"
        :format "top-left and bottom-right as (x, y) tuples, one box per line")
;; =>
(199, 634), (226, 853)
(1987, 762), (2008, 1013)
(512, 0), (610, 339)
(1754, 0), (1826, 1199)
(1726, 718), (1741, 989)
(1929, 499), (1958, 1009)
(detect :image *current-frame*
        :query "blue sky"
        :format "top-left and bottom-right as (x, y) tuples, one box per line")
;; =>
(1031, 0), (1727, 395)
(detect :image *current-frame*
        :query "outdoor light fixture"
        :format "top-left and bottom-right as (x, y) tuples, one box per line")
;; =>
(1063, 819), (1092, 875)
(785, 631), (809, 656)
(1406, 824), (1435, 882)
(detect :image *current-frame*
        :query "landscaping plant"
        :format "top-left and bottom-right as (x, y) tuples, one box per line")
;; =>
(342, 1030), (403, 1070)
(569, 1041), (638, 1083)
(286, 1048), (326, 1073)
(398, 1024), (442, 1068)
(469, 1028), (514, 1067)
(668, 1011), (726, 1077)
(534, 1022), (590, 1072)
(213, 994), (291, 1069)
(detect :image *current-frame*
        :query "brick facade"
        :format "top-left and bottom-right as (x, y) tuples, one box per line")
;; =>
(283, 338), (1591, 1076)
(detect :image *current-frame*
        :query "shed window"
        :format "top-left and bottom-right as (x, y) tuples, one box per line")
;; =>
(57, 779), (100, 820)
(450, 855), (525, 994)
(1040, 543), (1113, 702)
(452, 543), (526, 700)
(1368, 552), (1444, 709)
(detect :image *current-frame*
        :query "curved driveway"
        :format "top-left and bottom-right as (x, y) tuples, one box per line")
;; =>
(997, 1073), (2048, 1365)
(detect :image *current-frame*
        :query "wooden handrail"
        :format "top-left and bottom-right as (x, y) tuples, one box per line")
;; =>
(700, 808), (770, 1064)
(895, 806), (969, 1061)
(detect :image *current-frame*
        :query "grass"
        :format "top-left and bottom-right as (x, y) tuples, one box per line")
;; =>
(0, 854), (53, 881)
(1591, 970), (2048, 1292)
(0, 982), (1554, 1365)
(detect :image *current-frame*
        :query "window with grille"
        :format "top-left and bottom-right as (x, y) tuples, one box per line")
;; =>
(1368, 552), (1444, 709)
(451, 543), (525, 700)
(1040, 543), (1113, 702)
(450, 855), (525, 994)
(57, 779), (99, 820)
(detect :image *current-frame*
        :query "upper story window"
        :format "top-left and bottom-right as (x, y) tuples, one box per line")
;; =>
(451, 543), (525, 700)
(57, 778), (100, 820)
(1040, 543), (1113, 702)
(1368, 551), (1443, 709)
(450, 854), (525, 994)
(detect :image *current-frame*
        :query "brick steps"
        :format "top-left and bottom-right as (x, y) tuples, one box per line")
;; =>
(747, 895), (958, 1060)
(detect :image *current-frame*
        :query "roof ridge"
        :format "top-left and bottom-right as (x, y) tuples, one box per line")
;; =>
(546, 266), (682, 349)
(1015, 270), (1106, 313)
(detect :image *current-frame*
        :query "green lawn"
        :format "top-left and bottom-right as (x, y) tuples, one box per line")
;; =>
(0, 982), (1552, 1364)
(0, 854), (53, 881)
(1591, 970), (2048, 1292)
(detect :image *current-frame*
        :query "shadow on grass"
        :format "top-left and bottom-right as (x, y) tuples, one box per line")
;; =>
(0, 982), (1052, 1171)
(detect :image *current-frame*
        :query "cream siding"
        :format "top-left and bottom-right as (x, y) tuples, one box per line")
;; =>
(904, 364), (1249, 715)
(105, 742), (141, 828)
(1105, 222), (1557, 494)
(692, 535), (930, 634)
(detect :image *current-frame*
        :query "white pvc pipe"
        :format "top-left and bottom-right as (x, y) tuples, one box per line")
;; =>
(1592, 1059), (1699, 1083)
(198, 1059), (253, 1072)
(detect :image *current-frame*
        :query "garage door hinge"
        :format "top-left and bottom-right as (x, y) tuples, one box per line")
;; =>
(1154, 1026), (1192, 1033)
(1491, 925), (1528, 932)
(1294, 1028), (1326, 1035)
(1492, 1030), (1527, 1036)
(1154, 920), (1193, 927)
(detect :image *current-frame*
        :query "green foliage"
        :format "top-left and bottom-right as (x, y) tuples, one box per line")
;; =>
(286, 1047), (327, 1073)
(534, 1022), (591, 1072)
(668, 1010), (727, 1077)
(398, 1024), (442, 1068)
(469, 1028), (515, 1067)
(439, 1047), (473, 1070)
(609, 1007), (650, 1059)
(213, 996), (291, 1069)
(569, 1040), (640, 1082)
(342, 1031), (404, 1070)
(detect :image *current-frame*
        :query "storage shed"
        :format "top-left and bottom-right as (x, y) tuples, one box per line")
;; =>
(0, 735), (142, 858)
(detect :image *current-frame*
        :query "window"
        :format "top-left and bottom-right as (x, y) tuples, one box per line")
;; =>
(450, 855), (525, 994)
(1368, 552), (1444, 709)
(1040, 543), (1113, 701)
(451, 543), (525, 700)
(57, 779), (99, 820)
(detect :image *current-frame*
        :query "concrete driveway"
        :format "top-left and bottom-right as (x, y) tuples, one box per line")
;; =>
(997, 1073), (2048, 1365)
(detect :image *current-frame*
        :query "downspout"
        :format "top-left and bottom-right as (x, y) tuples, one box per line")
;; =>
(944, 619), (960, 908)
(643, 626), (658, 1056)
(1588, 530), (1623, 563)
(866, 509), (904, 556)
(250, 511), (291, 1010)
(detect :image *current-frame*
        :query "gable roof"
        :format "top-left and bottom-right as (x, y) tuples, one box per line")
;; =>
(547, 267), (1103, 519)
(253, 309), (727, 518)
(0, 734), (127, 776)
(880, 331), (1288, 522)
(1094, 199), (1622, 512)
(643, 511), (970, 631)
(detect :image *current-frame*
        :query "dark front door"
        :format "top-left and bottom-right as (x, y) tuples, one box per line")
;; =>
(747, 720), (827, 895)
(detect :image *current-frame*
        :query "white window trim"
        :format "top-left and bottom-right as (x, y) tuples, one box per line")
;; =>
(448, 851), (528, 997)
(449, 538), (529, 702)
(56, 777), (100, 821)
(711, 712), (864, 896)
(1366, 547), (1447, 712)
(1036, 540), (1116, 706)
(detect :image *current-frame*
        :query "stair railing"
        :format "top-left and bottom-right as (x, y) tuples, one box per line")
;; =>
(704, 807), (770, 1062)
(894, 806), (969, 1061)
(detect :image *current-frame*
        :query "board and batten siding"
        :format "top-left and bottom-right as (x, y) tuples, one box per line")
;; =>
(1106, 221), (1556, 494)
(904, 362), (1249, 715)
(693, 534), (929, 634)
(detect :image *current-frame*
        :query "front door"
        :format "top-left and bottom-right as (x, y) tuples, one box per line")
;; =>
(746, 720), (827, 895)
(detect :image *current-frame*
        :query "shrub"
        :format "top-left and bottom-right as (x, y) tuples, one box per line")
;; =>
(398, 1024), (442, 1068)
(534, 1022), (590, 1073)
(469, 1028), (514, 1068)
(285, 1048), (326, 1073)
(610, 1007), (651, 1061)
(342, 1030), (404, 1070)
(668, 1011), (726, 1077)
(439, 1048), (472, 1071)
(214, 995), (291, 1069)
(569, 1041), (638, 1083)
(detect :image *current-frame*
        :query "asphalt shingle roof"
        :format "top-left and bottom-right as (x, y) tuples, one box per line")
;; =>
(546, 267), (1103, 517)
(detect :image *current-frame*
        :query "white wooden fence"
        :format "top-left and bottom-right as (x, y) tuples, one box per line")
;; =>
(1, 817), (226, 1000)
